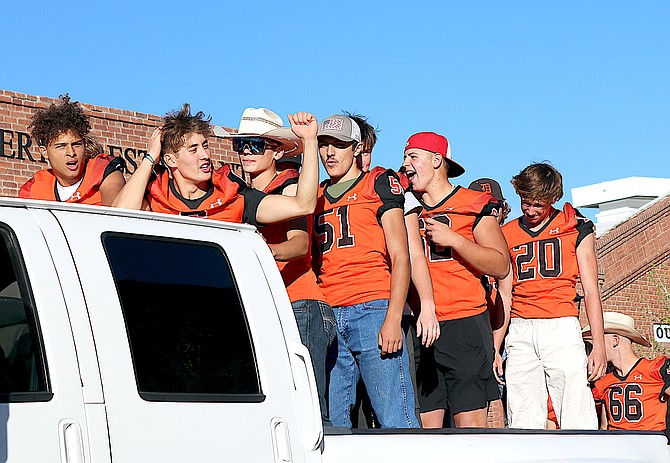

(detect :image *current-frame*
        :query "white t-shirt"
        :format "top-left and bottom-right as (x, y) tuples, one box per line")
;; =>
(56, 179), (83, 201)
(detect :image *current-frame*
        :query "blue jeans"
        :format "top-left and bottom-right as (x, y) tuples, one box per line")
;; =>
(327, 299), (420, 428)
(292, 299), (336, 424)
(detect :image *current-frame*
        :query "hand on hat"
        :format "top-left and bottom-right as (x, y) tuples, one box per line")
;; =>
(288, 112), (318, 140)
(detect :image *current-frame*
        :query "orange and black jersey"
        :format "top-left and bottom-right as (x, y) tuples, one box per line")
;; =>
(312, 167), (404, 307)
(592, 356), (670, 433)
(19, 155), (125, 205)
(146, 164), (266, 225)
(258, 169), (324, 303)
(411, 186), (498, 321)
(502, 203), (593, 319)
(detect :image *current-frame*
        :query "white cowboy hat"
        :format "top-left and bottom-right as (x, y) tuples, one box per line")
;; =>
(225, 108), (303, 156)
(582, 312), (651, 347)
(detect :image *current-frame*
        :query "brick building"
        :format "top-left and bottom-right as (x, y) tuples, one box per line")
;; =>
(592, 193), (670, 357)
(2, 90), (668, 428)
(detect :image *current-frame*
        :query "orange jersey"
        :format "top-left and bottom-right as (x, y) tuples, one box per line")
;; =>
(147, 164), (265, 224)
(19, 155), (125, 205)
(592, 356), (670, 432)
(258, 170), (324, 303)
(502, 203), (593, 319)
(312, 167), (404, 307)
(412, 186), (498, 321)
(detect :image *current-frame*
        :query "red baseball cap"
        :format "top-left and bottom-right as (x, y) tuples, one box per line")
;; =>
(405, 132), (465, 177)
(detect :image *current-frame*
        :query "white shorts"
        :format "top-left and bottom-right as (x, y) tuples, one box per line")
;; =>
(505, 317), (597, 430)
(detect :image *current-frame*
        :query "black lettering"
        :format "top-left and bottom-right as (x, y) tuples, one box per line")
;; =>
(0, 129), (14, 158)
(657, 326), (664, 339)
(17, 132), (44, 163)
(124, 148), (138, 174)
(664, 327), (670, 339)
(336, 206), (354, 248)
(108, 145), (123, 158)
(418, 214), (453, 262)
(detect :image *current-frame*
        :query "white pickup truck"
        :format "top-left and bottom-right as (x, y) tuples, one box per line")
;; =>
(0, 197), (667, 463)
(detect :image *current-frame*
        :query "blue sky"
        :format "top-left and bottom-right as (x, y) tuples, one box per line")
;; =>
(3, 1), (669, 220)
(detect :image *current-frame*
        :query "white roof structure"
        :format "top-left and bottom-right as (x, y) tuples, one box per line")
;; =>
(571, 177), (670, 235)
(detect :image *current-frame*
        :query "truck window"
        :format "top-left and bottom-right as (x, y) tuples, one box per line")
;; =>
(102, 234), (263, 402)
(0, 226), (51, 402)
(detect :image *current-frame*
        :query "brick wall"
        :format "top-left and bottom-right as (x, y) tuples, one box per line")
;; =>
(0, 89), (240, 197)
(595, 193), (670, 357)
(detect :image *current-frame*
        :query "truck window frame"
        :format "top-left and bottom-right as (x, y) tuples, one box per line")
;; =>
(0, 224), (52, 403)
(102, 232), (265, 403)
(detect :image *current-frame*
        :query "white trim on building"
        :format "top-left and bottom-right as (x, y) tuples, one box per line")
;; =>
(571, 177), (670, 235)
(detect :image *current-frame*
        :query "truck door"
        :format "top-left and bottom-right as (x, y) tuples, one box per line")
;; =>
(55, 211), (316, 463)
(0, 209), (89, 462)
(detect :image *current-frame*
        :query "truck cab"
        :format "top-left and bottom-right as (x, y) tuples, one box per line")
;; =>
(0, 198), (322, 462)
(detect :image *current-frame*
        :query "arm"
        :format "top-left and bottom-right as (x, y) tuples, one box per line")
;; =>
(576, 232), (607, 382)
(599, 402), (608, 430)
(266, 182), (311, 261)
(379, 207), (411, 355)
(112, 127), (160, 210)
(492, 266), (513, 384)
(424, 215), (510, 279)
(256, 113), (318, 224)
(268, 222), (310, 261)
(100, 170), (126, 206)
(405, 212), (439, 347)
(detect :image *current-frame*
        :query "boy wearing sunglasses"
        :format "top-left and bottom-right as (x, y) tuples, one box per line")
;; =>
(113, 104), (319, 227)
(315, 114), (419, 428)
(233, 108), (336, 424)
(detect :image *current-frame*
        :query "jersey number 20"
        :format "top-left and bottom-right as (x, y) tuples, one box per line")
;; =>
(513, 237), (562, 281)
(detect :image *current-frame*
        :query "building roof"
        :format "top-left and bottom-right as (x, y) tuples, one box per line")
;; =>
(572, 177), (670, 208)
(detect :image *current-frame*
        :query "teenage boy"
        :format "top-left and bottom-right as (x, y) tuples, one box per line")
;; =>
(234, 107), (335, 423)
(401, 132), (509, 428)
(494, 162), (607, 430)
(345, 113), (439, 428)
(113, 104), (319, 227)
(315, 114), (419, 428)
(585, 312), (670, 438)
(347, 112), (439, 346)
(20, 95), (125, 205)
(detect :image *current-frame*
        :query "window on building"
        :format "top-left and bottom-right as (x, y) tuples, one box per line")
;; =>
(0, 226), (51, 402)
(103, 234), (263, 402)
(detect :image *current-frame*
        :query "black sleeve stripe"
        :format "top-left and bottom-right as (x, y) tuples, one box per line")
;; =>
(575, 217), (595, 248)
(373, 170), (404, 225)
(102, 157), (126, 179)
(240, 188), (266, 226)
(473, 201), (498, 230)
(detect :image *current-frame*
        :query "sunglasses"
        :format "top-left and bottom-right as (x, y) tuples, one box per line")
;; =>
(232, 137), (277, 154)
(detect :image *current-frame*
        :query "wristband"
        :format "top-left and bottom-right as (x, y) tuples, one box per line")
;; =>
(143, 153), (156, 166)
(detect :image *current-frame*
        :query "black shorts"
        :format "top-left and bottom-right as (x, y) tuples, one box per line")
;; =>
(414, 310), (499, 415)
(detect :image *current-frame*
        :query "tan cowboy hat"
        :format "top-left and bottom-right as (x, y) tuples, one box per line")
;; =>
(225, 107), (303, 156)
(582, 312), (651, 347)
